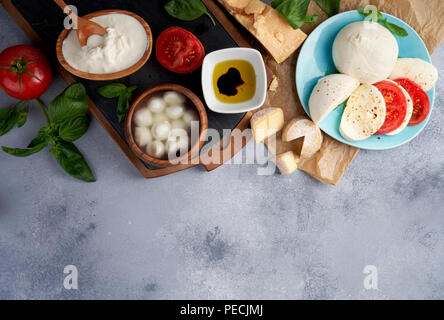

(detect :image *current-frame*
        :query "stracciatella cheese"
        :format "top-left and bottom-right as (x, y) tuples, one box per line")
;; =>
(332, 21), (399, 84)
(62, 13), (148, 74)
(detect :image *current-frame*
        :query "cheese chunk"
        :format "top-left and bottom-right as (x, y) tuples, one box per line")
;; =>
(340, 84), (386, 141)
(218, 0), (307, 63)
(282, 117), (323, 158)
(389, 58), (438, 92)
(273, 151), (299, 175)
(250, 107), (284, 142)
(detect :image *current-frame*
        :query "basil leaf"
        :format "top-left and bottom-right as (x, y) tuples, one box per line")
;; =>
(49, 83), (88, 123)
(314, 0), (340, 16)
(382, 20), (408, 37)
(50, 140), (96, 182)
(59, 115), (91, 142)
(117, 92), (131, 123)
(28, 127), (50, 148)
(0, 106), (18, 136)
(2, 142), (47, 157)
(165, 0), (216, 25)
(304, 14), (319, 23)
(272, 0), (317, 30)
(17, 108), (29, 128)
(97, 83), (127, 98)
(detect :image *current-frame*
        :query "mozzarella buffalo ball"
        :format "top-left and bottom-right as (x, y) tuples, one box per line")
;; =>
(146, 140), (166, 159)
(166, 105), (185, 120)
(151, 121), (171, 141)
(152, 113), (169, 125)
(167, 128), (190, 156)
(183, 109), (198, 128)
(148, 97), (166, 113)
(134, 107), (153, 127)
(164, 91), (185, 106)
(134, 126), (152, 148)
(171, 119), (187, 131)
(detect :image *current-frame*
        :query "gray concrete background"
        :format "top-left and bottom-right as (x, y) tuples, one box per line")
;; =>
(0, 5), (444, 300)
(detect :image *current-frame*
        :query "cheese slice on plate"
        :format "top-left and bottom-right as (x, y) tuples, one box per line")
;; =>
(389, 58), (438, 92)
(217, 0), (307, 63)
(340, 84), (386, 141)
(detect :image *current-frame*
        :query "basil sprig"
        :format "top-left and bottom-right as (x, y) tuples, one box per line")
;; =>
(0, 101), (28, 136)
(272, 0), (340, 30)
(1, 83), (96, 182)
(165, 0), (216, 26)
(98, 83), (137, 123)
(358, 7), (408, 37)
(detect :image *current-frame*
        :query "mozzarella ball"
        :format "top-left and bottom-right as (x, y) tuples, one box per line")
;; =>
(146, 140), (165, 159)
(332, 21), (399, 84)
(166, 105), (185, 120)
(134, 108), (153, 127)
(164, 91), (185, 106)
(134, 126), (152, 148)
(148, 97), (166, 113)
(151, 121), (171, 141)
(167, 128), (190, 156)
(182, 110), (198, 128)
(152, 113), (169, 125)
(171, 119), (187, 131)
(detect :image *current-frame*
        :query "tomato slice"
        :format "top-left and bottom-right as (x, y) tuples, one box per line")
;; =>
(374, 80), (408, 135)
(394, 78), (430, 126)
(156, 27), (205, 74)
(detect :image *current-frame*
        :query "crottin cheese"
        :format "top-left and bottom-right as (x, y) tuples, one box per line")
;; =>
(218, 0), (307, 63)
(282, 116), (323, 158)
(250, 107), (284, 142)
(273, 151), (299, 175)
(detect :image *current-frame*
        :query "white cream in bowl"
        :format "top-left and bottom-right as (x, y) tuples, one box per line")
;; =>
(62, 13), (148, 74)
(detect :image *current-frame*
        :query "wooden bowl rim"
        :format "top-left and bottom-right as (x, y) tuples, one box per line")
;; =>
(56, 9), (153, 81)
(125, 84), (209, 168)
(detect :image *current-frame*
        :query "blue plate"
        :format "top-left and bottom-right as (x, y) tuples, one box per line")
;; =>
(296, 10), (435, 150)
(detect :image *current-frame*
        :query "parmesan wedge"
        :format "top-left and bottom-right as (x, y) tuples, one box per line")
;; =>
(282, 117), (323, 158)
(340, 84), (386, 141)
(250, 107), (284, 142)
(272, 151), (299, 175)
(217, 0), (307, 63)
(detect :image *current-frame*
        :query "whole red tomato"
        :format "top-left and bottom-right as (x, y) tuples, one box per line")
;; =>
(0, 45), (52, 100)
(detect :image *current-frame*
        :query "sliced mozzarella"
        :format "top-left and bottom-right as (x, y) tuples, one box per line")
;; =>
(386, 80), (413, 135)
(340, 84), (386, 141)
(309, 74), (360, 124)
(389, 58), (438, 91)
(282, 116), (323, 158)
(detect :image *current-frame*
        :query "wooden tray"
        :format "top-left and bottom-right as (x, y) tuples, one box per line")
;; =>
(2, 0), (254, 178)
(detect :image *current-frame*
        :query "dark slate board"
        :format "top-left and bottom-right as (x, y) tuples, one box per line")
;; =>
(11, 0), (245, 170)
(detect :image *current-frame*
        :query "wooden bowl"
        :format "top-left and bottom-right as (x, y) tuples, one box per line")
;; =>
(125, 84), (209, 168)
(56, 10), (153, 81)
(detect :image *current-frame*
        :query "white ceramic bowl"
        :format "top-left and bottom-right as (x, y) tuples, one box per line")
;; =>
(201, 48), (267, 114)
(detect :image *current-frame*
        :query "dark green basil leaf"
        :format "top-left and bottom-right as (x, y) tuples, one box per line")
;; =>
(165, 0), (215, 25)
(49, 140), (96, 182)
(49, 83), (88, 123)
(382, 20), (408, 37)
(28, 126), (50, 148)
(0, 106), (18, 136)
(304, 14), (319, 23)
(2, 142), (47, 157)
(17, 108), (29, 128)
(97, 83), (127, 98)
(314, 0), (340, 16)
(272, 0), (317, 30)
(59, 115), (91, 142)
(117, 92), (131, 123)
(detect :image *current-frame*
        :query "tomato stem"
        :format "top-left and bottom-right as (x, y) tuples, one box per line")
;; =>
(34, 98), (50, 124)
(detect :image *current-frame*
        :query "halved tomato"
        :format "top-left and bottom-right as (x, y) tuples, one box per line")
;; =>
(374, 80), (408, 135)
(156, 27), (205, 74)
(394, 78), (430, 126)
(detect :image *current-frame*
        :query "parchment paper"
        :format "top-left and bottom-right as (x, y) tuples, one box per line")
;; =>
(263, 0), (444, 185)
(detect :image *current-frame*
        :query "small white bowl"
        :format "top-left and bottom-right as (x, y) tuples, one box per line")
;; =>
(201, 48), (267, 114)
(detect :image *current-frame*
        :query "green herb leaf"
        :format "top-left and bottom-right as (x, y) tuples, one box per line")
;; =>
(0, 106), (18, 136)
(117, 92), (131, 123)
(97, 83), (127, 98)
(2, 142), (47, 157)
(28, 126), (50, 148)
(17, 107), (29, 128)
(314, 0), (340, 16)
(165, 0), (216, 26)
(382, 20), (409, 37)
(272, 0), (318, 30)
(49, 83), (88, 123)
(49, 140), (96, 182)
(59, 115), (91, 142)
